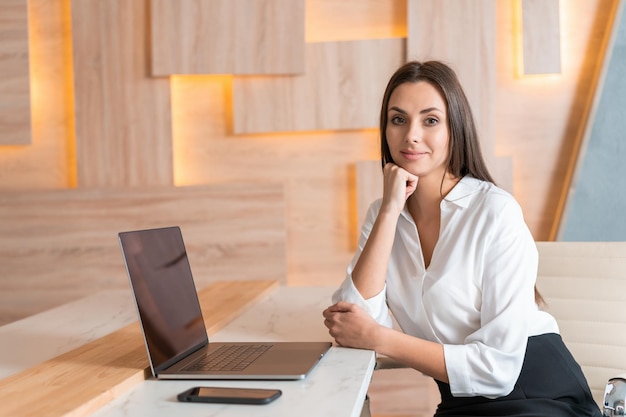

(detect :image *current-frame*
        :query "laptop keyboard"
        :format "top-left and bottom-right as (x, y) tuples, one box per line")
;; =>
(185, 344), (273, 372)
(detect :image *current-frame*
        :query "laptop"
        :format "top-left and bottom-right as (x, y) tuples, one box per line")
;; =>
(118, 226), (331, 380)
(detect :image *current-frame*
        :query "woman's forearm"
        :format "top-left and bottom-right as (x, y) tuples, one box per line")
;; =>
(374, 325), (449, 383)
(351, 209), (400, 299)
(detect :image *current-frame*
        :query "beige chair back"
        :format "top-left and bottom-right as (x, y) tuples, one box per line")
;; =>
(536, 241), (626, 408)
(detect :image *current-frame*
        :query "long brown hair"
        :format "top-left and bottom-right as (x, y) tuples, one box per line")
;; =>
(378, 60), (545, 306)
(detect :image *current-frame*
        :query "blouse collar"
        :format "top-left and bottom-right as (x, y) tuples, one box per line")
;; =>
(399, 176), (485, 222)
(443, 176), (484, 209)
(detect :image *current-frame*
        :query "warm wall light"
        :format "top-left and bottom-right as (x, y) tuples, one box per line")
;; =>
(28, 0), (77, 187)
(520, 0), (562, 75)
(171, 75), (234, 186)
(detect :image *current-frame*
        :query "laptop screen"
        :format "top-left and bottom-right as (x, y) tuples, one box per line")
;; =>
(119, 226), (208, 372)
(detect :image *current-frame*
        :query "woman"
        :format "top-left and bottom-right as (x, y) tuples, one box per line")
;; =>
(323, 60), (601, 416)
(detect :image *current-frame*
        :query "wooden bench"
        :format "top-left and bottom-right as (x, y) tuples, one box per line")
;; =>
(0, 183), (286, 324)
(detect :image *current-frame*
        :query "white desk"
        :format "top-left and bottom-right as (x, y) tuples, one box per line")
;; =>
(0, 285), (375, 417)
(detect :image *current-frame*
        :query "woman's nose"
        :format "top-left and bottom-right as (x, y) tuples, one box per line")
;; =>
(404, 122), (422, 143)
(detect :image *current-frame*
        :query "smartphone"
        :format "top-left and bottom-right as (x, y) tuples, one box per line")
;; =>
(177, 386), (282, 405)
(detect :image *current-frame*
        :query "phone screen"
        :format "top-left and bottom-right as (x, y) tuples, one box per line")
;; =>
(196, 387), (279, 399)
(178, 386), (282, 405)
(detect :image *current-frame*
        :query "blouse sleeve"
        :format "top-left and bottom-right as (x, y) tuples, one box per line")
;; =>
(331, 199), (393, 328)
(444, 197), (538, 398)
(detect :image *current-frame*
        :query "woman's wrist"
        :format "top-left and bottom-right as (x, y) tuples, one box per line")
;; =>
(377, 204), (403, 222)
(371, 325), (393, 354)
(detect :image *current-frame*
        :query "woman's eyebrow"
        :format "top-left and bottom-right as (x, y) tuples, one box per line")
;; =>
(421, 107), (442, 114)
(388, 106), (407, 114)
(388, 106), (443, 114)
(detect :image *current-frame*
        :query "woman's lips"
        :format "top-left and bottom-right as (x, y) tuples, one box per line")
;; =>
(400, 150), (427, 161)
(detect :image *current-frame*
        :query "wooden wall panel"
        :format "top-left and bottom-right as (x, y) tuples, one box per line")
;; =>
(0, 0), (75, 189)
(71, 0), (173, 187)
(356, 160), (382, 231)
(0, 183), (286, 324)
(150, 0), (305, 76)
(306, 0), (407, 42)
(522, 0), (562, 74)
(232, 38), (405, 134)
(0, 0), (31, 145)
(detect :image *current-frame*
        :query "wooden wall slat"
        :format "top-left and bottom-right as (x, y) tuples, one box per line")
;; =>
(305, 0), (407, 42)
(72, 0), (173, 187)
(150, 0), (305, 76)
(232, 38), (405, 134)
(0, 0), (75, 189)
(0, 0), (31, 145)
(0, 183), (286, 324)
(522, 0), (562, 75)
(356, 160), (382, 232)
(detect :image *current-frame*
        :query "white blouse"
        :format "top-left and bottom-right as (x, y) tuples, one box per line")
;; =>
(332, 176), (559, 398)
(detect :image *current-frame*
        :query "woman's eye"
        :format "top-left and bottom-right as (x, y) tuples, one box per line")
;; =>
(425, 117), (439, 126)
(391, 115), (405, 125)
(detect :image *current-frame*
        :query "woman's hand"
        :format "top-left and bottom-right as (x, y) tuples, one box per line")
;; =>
(381, 163), (418, 216)
(322, 301), (381, 350)
(324, 303), (449, 383)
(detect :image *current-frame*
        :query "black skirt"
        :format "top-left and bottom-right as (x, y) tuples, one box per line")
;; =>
(434, 333), (602, 417)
